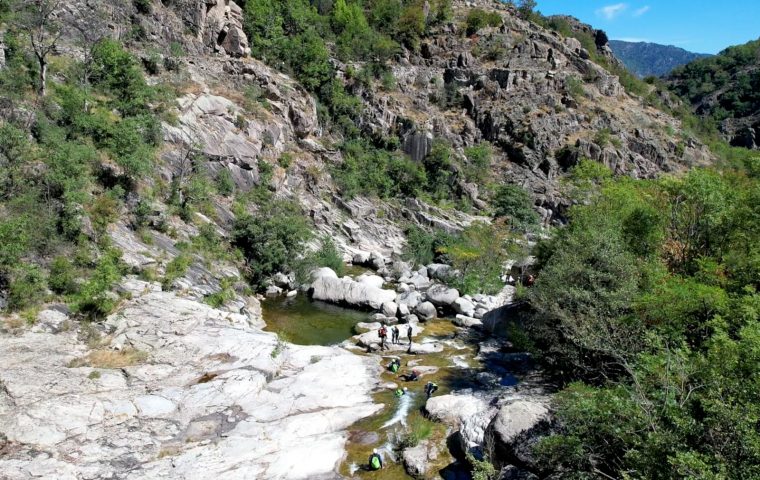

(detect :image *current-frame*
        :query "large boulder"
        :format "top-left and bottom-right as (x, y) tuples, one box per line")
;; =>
(426, 284), (460, 307)
(356, 274), (385, 289)
(415, 302), (437, 321)
(425, 394), (488, 426)
(397, 291), (424, 310)
(452, 297), (475, 317)
(311, 276), (396, 310)
(403, 440), (440, 478)
(487, 400), (552, 469)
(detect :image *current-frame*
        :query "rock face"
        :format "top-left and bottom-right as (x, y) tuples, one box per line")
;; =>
(311, 275), (396, 310)
(487, 400), (552, 469)
(0, 290), (381, 479)
(403, 440), (440, 478)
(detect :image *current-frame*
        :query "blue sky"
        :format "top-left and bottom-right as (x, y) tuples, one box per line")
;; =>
(534, 1), (760, 54)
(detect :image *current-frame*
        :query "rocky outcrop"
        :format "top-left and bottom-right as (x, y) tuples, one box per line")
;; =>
(311, 275), (397, 311)
(0, 290), (381, 479)
(487, 400), (552, 470)
(403, 440), (441, 478)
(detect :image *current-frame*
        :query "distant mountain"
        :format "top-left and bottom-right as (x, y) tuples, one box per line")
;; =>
(609, 40), (712, 78)
(666, 38), (760, 149)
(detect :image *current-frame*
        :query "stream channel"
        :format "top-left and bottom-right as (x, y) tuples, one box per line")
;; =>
(262, 272), (538, 479)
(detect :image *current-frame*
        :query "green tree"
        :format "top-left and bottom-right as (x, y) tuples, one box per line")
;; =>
(492, 184), (539, 229)
(232, 199), (313, 288)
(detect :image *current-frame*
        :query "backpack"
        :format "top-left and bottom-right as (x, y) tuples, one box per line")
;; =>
(379, 326), (387, 337)
(370, 455), (381, 469)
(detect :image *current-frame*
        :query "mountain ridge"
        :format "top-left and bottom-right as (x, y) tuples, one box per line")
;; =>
(609, 39), (712, 77)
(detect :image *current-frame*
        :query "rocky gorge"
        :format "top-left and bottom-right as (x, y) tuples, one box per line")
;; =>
(0, 0), (737, 478)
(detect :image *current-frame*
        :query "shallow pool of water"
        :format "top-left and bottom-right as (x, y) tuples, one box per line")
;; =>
(261, 294), (369, 346)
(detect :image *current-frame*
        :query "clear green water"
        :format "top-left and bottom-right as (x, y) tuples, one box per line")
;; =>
(262, 293), (480, 478)
(261, 294), (369, 345)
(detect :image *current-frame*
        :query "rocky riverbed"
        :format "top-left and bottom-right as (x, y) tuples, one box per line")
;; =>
(0, 257), (553, 480)
(0, 280), (382, 480)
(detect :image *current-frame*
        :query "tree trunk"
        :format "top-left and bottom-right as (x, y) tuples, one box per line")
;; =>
(38, 57), (47, 96)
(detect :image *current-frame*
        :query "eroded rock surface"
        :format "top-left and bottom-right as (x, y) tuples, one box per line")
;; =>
(0, 290), (381, 479)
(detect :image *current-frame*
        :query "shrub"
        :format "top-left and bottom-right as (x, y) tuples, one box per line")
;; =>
(402, 225), (452, 267)
(463, 142), (492, 184)
(71, 249), (124, 318)
(492, 183), (539, 229)
(465, 8), (502, 36)
(163, 253), (192, 289)
(232, 198), (312, 288)
(7, 265), (47, 311)
(49, 256), (78, 294)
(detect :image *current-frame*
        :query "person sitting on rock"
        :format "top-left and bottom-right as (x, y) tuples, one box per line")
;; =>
(425, 381), (439, 398)
(388, 358), (400, 373)
(368, 449), (383, 470)
(394, 387), (408, 397)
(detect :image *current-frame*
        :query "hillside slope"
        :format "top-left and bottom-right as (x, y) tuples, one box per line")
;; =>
(667, 38), (760, 149)
(609, 40), (711, 77)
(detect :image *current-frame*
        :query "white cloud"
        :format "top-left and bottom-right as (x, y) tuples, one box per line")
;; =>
(596, 3), (628, 20)
(633, 5), (651, 17)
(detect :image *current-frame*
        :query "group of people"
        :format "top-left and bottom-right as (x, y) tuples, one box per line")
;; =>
(377, 323), (413, 351)
(387, 359), (438, 399)
(366, 323), (440, 471)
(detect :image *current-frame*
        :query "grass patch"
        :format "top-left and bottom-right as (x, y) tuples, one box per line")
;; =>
(68, 348), (148, 368)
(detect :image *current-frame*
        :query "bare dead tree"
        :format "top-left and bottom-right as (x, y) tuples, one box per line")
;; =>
(19, 0), (61, 96)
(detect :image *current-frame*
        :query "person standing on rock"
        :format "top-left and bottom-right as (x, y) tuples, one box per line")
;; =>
(378, 325), (388, 351)
(368, 449), (383, 470)
(407, 324), (413, 346)
(392, 325), (400, 344)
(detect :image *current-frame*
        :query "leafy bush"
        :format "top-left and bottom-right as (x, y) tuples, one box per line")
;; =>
(333, 139), (426, 199)
(162, 253), (192, 290)
(232, 198), (313, 288)
(463, 142), (492, 184)
(71, 249), (125, 318)
(528, 163), (760, 479)
(465, 8), (502, 36)
(439, 221), (516, 295)
(7, 265), (47, 311)
(401, 225), (452, 267)
(492, 184), (539, 229)
(49, 256), (78, 294)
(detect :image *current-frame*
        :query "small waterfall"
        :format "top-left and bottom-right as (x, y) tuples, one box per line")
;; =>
(381, 391), (414, 429)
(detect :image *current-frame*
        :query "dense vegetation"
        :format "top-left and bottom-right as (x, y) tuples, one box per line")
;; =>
(0, 12), (168, 318)
(525, 158), (760, 478)
(668, 39), (760, 123)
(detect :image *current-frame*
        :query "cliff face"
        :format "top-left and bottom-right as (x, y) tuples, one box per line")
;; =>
(46, 0), (713, 235)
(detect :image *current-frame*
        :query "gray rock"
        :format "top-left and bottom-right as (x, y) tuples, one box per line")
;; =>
(0, 290), (382, 479)
(381, 301), (398, 318)
(265, 285), (283, 297)
(403, 440), (439, 478)
(396, 290), (423, 310)
(426, 284), (460, 307)
(426, 263), (455, 281)
(487, 400), (552, 469)
(425, 394), (489, 426)
(310, 267), (338, 281)
(453, 314), (483, 328)
(311, 276), (396, 310)
(452, 297), (475, 317)
(415, 301), (437, 321)
(356, 274), (385, 289)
